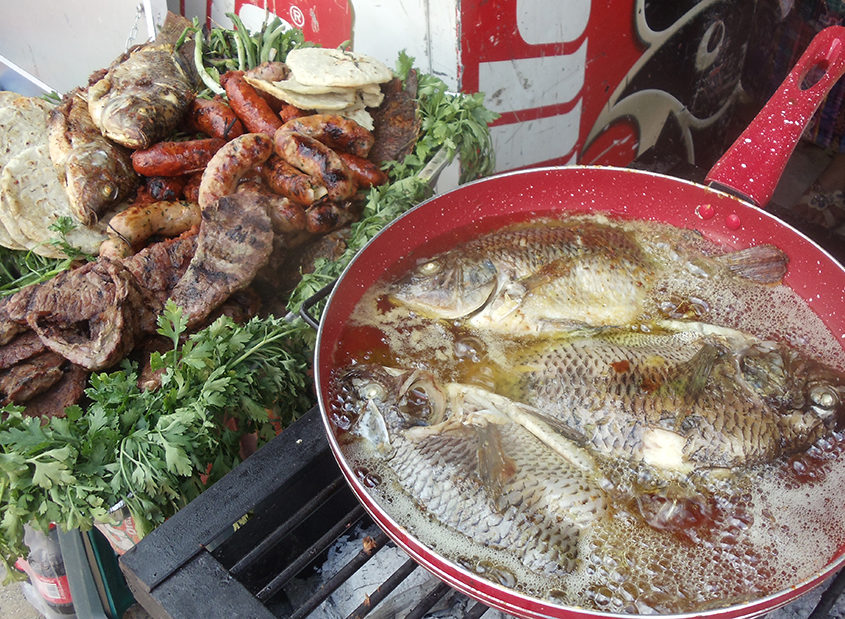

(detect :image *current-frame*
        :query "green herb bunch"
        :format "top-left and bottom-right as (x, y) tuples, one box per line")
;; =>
(0, 302), (311, 577)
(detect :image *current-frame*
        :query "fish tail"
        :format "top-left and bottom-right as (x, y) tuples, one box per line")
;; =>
(714, 244), (788, 284)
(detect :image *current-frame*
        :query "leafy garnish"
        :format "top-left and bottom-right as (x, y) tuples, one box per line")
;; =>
(0, 303), (311, 576)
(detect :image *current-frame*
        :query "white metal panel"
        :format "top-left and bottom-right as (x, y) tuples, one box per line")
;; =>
(478, 39), (587, 114)
(489, 100), (582, 172)
(350, 0), (460, 90)
(0, 0), (169, 94)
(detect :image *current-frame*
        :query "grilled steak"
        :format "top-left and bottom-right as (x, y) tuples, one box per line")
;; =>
(0, 331), (47, 370)
(122, 231), (198, 332)
(19, 259), (146, 370)
(167, 191), (274, 328)
(23, 363), (89, 419)
(0, 351), (65, 404)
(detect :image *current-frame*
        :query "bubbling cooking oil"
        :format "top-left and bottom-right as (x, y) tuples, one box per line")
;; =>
(330, 214), (845, 614)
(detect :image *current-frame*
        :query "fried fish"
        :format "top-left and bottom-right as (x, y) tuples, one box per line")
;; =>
(48, 89), (138, 225)
(87, 12), (198, 150)
(389, 215), (788, 334)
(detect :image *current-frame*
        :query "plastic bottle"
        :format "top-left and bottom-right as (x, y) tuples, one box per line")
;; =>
(14, 523), (75, 617)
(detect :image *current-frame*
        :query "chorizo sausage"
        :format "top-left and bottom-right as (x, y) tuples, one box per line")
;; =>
(261, 155), (328, 205)
(107, 200), (201, 252)
(221, 70), (283, 135)
(279, 114), (374, 158)
(186, 97), (244, 140)
(273, 130), (357, 201)
(131, 138), (226, 177)
(198, 133), (274, 209)
(279, 103), (309, 124)
(182, 171), (203, 203)
(336, 152), (389, 188)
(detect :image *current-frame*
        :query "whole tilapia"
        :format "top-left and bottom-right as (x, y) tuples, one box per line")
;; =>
(499, 321), (844, 474)
(87, 12), (198, 149)
(335, 364), (607, 577)
(48, 89), (138, 225)
(389, 215), (788, 333)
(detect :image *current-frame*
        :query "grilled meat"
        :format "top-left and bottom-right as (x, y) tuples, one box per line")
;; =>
(0, 351), (66, 404)
(167, 191), (274, 328)
(87, 12), (198, 149)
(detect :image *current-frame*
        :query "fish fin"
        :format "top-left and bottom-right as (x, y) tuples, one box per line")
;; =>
(714, 244), (788, 284)
(663, 341), (722, 406)
(519, 258), (574, 293)
(474, 423), (517, 502)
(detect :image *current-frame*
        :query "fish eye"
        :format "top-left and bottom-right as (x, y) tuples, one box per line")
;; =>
(101, 184), (116, 199)
(361, 382), (386, 401)
(398, 380), (445, 426)
(809, 384), (839, 413)
(418, 260), (440, 275)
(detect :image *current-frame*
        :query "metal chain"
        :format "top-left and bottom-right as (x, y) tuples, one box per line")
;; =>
(125, 2), (145, 51)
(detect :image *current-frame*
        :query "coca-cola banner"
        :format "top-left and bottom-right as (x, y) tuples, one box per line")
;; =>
(215, 0), (756, 172)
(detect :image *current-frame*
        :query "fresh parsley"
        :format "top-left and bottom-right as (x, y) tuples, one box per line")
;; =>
(0, 303), (312, 576)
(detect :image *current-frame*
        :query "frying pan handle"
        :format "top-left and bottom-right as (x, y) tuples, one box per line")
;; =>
(298, 281), (336, 330)
(705, 25), (845, 207)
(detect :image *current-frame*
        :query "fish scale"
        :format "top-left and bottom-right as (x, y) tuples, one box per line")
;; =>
(508, 327), (839, 471)
(377, 412), (606, 576)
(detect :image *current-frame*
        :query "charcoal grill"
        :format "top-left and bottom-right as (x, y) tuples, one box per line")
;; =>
(119, 405), (497, 618)
(118, 153), (845, 619)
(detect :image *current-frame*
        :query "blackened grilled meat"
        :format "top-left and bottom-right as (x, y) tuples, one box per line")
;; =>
(167, 191), (274, 328)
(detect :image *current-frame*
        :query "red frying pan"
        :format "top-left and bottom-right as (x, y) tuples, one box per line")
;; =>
(310, 26), (845, 619)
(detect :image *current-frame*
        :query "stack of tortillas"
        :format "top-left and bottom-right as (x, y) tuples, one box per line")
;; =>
(246, 48), (394, 130)
(0, 92), (109, 258)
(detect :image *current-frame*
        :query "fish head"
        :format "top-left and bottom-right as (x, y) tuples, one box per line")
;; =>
(65, 146), (135, 224)
(389, 251), (498, 319)
(334, 364), (447, 452)
(98, 95), (157, 149)
(739, 342), (844, 430)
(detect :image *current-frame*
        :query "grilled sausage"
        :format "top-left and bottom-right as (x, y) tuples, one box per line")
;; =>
(274, 130), (357, 201)
(131, 138), (227, 177)
(279, 103), (309, 123)
(186, 97), (245, 140)
(198, 133), (274, 209)
(147, 175), (187, 201)
(261, 155), (328, 205)
(304, 201), (356, 235)
(182, 171), (203, 203)
(279, 113), (375, 157)
(107, 200), (201, 252)
(221, 71), (283, 135)
(337, 152), (389, 188)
